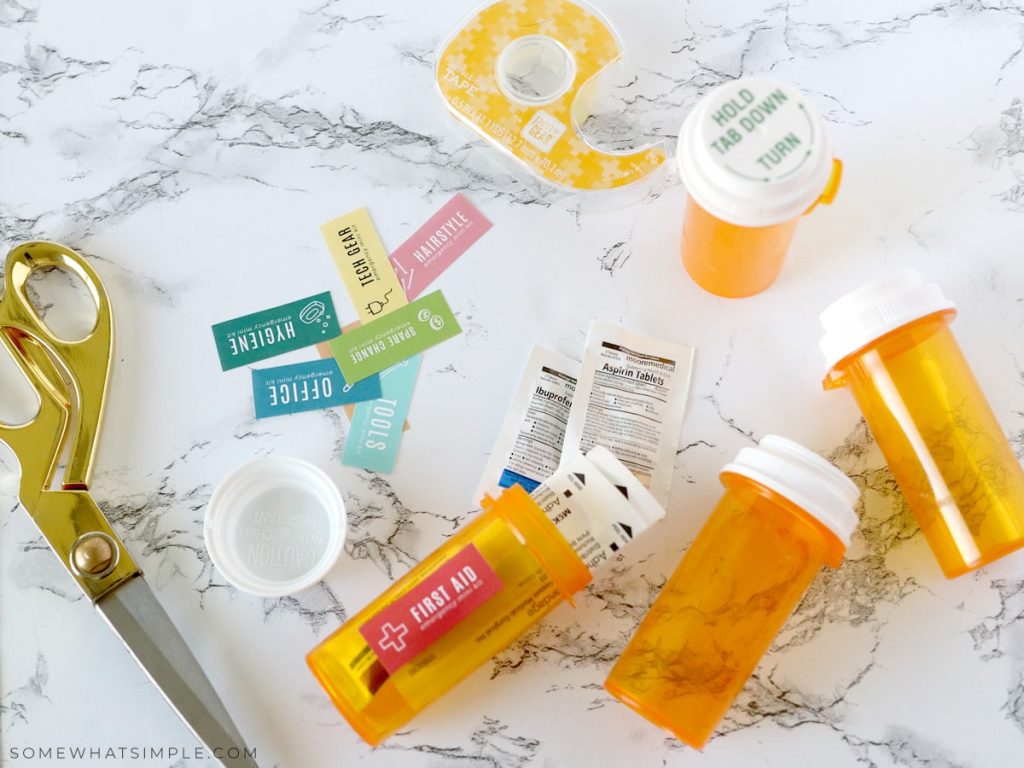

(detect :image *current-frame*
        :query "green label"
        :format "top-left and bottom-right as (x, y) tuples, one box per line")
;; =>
(330, 290), (461, 383)
(211, 292), (341, 371)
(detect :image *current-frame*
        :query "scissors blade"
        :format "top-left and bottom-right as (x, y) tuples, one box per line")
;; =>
(96, 576), (259, 768)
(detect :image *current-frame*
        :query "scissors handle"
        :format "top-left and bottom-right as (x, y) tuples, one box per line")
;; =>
(1, 241), (113, 490)
(0, 243), (134, 601)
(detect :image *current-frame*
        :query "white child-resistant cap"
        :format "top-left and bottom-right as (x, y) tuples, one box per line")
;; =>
(204, 457), (347, 597)
(677, 76), (834, 227)
(721, 435), (860, 548)
(819, 270), (956, 370)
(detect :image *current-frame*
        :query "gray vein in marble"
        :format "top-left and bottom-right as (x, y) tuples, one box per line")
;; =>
(718, 645), (974, 768)
(394, 42), (434, 69)
(597, 239), (631, 275)
(969, 577), (1024, 661)
(343, 471), (465, 579)
(0, 55), (559, 245)
(263, 584), (347, 632)
(0, 653), (48, 734)
(380, 716), (540, 768)
(704, 332), (757, 441)
(304, 1), (387, 34)
(434, 362), (467, 379)
(1006, 672), (1024, 736)
(0, 0), (37, 27)
(0, 44), (112, 114)
(676, 438), (716, 456)
(454, 299), (488, 342)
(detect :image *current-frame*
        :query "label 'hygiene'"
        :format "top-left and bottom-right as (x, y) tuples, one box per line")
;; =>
(211, 292), (341, 371)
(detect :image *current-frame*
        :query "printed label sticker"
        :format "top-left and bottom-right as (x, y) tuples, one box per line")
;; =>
(317, 338), (411, 432)
(211, 292), (341, 371)
(389, 194), (491, 300)
(358, 543), (502, 674)
(251, 358), (381, 419)
(330, 290), (461, 383)
(320, 207), (408, 324)
(342, 356), (421, 473)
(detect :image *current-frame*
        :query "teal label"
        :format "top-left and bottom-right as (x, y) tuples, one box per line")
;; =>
(330, 290), (461, 383)
(252, 359), (381, 419)
(211, 292), (341, 370)
(342, 356), (421, 474)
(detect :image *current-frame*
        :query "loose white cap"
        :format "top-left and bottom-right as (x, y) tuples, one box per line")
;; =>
(721, 435), (859, 548)
(677, 77), (834, 227)
(819, 270), (956, 370)
(204, 457), (347, 597)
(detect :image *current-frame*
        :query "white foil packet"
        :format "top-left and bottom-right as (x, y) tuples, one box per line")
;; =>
(561, 321), (694, 507)
(475, 346), (579, 502)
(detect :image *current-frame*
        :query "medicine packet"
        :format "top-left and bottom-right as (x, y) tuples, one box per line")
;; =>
(475, 346), (580, 501)
(531, 447), (665, 572)
(562, 322), (694, 507)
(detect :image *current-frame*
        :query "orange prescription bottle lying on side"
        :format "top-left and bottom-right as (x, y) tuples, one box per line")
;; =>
(676, 77), (842, 298)
(308, 448), (664, 746)
(604, 436), (859, 749)
(820, 271), (1024, 577)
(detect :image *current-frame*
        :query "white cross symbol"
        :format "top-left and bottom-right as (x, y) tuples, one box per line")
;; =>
(378, 622), (409, 653)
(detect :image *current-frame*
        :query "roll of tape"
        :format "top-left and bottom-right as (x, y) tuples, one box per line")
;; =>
(436, 0), (667, 191)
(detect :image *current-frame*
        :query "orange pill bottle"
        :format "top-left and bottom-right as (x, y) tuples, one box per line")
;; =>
(604, 436), (859, 748)
(821, 271), (1024, 577)
(306, 484), (590, 745)
(677, 77), (842, 298)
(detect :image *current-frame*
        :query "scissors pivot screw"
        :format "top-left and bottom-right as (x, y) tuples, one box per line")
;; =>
(70, 532), (119, 578)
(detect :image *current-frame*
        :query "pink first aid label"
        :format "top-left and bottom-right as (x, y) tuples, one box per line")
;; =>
(358, 544), (502, 674)
(389, 193), (491, 300)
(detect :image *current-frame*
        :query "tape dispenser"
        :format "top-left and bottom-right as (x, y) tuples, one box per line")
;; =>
(436, 0), (667, 191)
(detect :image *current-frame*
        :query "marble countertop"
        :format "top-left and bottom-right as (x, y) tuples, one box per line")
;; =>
(3, 0), (1024, 766)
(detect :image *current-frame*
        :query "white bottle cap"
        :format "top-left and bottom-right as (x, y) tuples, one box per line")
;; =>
(677, 77), (834, 227)
(819, 269), (956, 370)
(204, 457), (347, 597)
(721, 435), (859, 548)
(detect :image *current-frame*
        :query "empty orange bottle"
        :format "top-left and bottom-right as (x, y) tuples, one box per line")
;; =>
(821, 271), (1024, 577)
(677, 77), (842, 297)
(604, 436), (859, 748)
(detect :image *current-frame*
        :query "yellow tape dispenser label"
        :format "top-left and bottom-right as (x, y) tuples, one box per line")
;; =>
(436, 0), (667, 191)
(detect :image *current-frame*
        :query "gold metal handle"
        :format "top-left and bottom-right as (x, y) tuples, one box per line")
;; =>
(0, 242), (138, 601)
(1, 241), (113, 489)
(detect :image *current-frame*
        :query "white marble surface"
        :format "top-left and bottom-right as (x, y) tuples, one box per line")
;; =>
(2, 0), (1024, 766)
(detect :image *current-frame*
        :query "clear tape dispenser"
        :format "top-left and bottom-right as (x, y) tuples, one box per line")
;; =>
(436, 0), (668, 192)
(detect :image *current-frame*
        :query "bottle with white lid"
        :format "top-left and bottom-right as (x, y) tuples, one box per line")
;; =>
(677, 76), (842, 298)
(821, 270), (1024, 577)
(604, 436), (859, 749)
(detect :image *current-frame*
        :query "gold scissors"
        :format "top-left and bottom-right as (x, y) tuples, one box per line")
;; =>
(0, 242), (258, 767)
